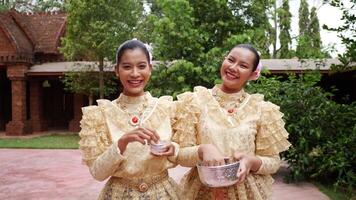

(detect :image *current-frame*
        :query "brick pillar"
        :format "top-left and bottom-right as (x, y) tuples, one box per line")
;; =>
(6, 65), (31, 135)
(69, 94), (85, 132)
(30, 80), (48, 132)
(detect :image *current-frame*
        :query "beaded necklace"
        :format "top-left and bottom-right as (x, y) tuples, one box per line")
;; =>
(116, 95), (150, 127)
(211, 86), (246, 115)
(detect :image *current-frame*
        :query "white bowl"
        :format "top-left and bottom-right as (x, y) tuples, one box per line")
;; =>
(197, 159), (240, 187)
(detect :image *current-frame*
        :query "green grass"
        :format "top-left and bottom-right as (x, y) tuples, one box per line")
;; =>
(0, 134), (80, 149)
(314, 182), (354, 200)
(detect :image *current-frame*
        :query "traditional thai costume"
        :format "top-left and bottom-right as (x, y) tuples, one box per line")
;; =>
(173, 86), (291, 200)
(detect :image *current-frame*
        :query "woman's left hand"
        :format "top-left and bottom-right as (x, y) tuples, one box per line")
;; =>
(234, 153), (262, 184)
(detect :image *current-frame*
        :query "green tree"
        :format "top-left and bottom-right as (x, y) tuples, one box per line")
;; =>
(278, 0), (292, 58)
(189, 0), (237, 53)
(61, 0), (143, 99)
(310, 7), (321, 50)
(147, 0), (203, 63)
(296, 0), (312, 58)
(250, 0), (274, 57)
(324, 0), (355, 71)
(61, 63), (118, 105)
(230, 0), (274, 57)
(298, 0), (309, 36)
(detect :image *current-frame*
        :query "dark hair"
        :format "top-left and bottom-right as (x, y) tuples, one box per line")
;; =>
(116, 39), (151, 65)
(234, 44), (260, 71)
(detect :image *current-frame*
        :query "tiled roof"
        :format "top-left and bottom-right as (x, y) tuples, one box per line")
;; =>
(0, 12), (34, 55)
(28, 59), (341, 76)
(28, 61), (114, 76)
(261, 59), (340, 73)
(0, 10), (66, 63)
(11, 10), (66, 53)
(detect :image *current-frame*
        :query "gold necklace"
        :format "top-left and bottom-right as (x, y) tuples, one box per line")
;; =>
(212, 87), (246, 115)
(117, 96), (149, 127)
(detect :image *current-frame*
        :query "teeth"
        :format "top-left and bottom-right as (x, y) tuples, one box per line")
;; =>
(128, 80), (142, 84)
(226, 72), (237, 79)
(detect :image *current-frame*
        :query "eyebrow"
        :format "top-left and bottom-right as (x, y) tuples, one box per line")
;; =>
(120, 61), (148, 65)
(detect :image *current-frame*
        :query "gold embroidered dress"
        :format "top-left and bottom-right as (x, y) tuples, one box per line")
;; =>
(173, 86), (291, 200)
(79, 92), (181, 200)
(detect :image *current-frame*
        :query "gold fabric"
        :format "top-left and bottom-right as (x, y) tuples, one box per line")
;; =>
(173, 86), (291, 200)
(79, 92), (181, 200)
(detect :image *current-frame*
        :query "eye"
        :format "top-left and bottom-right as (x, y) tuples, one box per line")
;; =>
(241, 65), (248, 69)
(227, 57), (234, 63)
(121, 65), (131, 70)
(138, 64), (147, 69)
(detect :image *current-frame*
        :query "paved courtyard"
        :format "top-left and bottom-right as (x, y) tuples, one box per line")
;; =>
(0, 149), (329, 200)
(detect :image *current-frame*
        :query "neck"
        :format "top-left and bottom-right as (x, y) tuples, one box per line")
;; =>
(219, 85), (242, 94)
(122, 91), (145, 97)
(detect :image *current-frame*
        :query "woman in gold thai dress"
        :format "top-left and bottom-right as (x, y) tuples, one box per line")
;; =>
(173, 44), (291, 200)
(78, 39), (181, 199)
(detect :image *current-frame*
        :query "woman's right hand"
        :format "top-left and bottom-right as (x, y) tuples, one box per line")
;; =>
(117, 127), (160, 153)
(198, 144), (225, 166)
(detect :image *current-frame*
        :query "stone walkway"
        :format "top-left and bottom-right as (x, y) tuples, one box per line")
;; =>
(0, 149), (329, 200)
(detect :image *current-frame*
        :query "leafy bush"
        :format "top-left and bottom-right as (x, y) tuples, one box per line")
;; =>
(247, 72), (356, 195)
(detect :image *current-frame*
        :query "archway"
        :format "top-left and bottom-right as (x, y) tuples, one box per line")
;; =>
(0, 68), (11, 131)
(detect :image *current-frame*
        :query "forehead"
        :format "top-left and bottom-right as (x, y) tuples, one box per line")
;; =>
(228, 47), (256, 63)
(120, 48), (148, 62)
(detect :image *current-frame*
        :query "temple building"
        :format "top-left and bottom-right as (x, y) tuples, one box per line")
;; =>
(0, 10), (84, 135)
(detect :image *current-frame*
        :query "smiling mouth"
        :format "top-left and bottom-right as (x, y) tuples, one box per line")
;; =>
(127, 80), (143, 87)
(225, 71), (239, 80)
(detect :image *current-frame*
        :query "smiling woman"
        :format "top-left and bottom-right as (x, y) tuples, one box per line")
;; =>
(77, 39), (182, 199)
(172, 44), (291, 199)
(116, 45), (152, 97)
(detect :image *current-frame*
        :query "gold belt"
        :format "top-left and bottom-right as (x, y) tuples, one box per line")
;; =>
(113, 171), (169, 193)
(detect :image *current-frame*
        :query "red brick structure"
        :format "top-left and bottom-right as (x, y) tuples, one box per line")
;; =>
(0, 10), (84, 135)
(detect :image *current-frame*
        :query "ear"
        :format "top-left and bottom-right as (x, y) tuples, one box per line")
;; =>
(115, 64), (119, 77)
(248, 71), (259, 81)
(148, 63), (153, 74)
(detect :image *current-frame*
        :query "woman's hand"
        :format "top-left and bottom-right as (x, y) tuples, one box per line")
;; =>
(198, 144), (225, 166)
(234, 153), (262, 184)
(151, 142), (175, 156)
(118, 127), (160, 153)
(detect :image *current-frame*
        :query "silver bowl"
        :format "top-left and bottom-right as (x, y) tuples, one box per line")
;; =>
(150, 140), (169, 155)
(197, 159), (240, 187)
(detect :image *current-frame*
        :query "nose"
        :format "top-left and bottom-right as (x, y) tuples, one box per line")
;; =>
(130, 67), (139, 77)
(228, 62), (239, 71)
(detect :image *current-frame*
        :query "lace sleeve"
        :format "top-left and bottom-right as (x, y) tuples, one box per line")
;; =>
(172, 92), (201, 167)
(78, 106), (126, 181)
(255, 102), (291, 174)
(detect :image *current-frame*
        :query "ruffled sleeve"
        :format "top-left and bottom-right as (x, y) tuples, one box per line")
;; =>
(255, 101), (291, 175)
(155, 95), (181, 166)
(172, 91), (201, 167)
(78, 106), (126, 181)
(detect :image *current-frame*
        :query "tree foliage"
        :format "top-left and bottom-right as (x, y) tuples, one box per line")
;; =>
(278, 0), (292, 58)
(296, 0), (311, 58)
(323, 0), (356, 72)
(0, 0), (64, 12)
(310, 7), (321, 50)
(247, 72), (356, 196)
(61, 0), (143, 98)
(61, 63), (118, 105)
(147, 0), (203, 63)
(296, 1), (326, 59)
